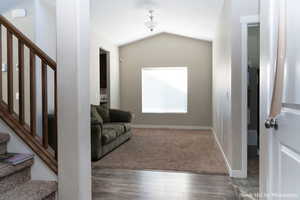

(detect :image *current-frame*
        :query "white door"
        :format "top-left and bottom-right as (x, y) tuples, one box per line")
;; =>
(261, 0), (300, 199)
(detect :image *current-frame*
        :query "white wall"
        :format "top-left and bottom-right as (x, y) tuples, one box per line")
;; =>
(213, 0), (259, 175)
(213, 0), (232, 172)
(35, 0), (56, 60)
(2, 0), (57, 58)
(2, 0), (36, 40)
(34, 0), (56, 139)
(1, 0), (29, 14)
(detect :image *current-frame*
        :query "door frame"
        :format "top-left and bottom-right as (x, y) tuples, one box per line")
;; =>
(240, 15), (260, 178)
(260, 0), (279, 198)
(99, 47), (111, 108)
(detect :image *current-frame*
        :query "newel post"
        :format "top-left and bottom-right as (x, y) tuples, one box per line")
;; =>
(56, 0), (91, 199)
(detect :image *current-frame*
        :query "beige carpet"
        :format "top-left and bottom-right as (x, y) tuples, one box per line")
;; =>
(93, 128), (228, 175)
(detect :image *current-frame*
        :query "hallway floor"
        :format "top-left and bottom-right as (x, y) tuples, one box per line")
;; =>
(92, 168), (236, 200)
(231, 147), (259, 200)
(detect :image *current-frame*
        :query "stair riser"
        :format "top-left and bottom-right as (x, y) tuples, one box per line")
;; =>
(0, 142), (7, 155)
(43, 192), (57, 200)
(0, 167), (31, 194)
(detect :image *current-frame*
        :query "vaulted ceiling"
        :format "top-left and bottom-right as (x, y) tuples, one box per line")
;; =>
(1, 0), (224, 46)
(91, 0), (224, 46)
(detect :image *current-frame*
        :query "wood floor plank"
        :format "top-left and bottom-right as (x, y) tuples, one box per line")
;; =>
(92, 168), (236, 200)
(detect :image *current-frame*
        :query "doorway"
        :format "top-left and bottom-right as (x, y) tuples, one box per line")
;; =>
(99, 48), (110, 107)
(236, 15), (260, 198)
(246, 23), (260, 191)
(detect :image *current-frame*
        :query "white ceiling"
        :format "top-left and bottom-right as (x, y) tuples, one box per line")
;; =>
(91, 0), (224, 46)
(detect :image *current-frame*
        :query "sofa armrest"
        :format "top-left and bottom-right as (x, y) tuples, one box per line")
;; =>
(91, 123), (102, 161)
(91, 118), (102, 126)
(109, 109), (132, 123)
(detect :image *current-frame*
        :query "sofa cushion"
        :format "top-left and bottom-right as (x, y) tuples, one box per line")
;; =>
(103, 123), (125, 137)
(102, 128), (117, 145)
(96, 105), (110, 123)
(91, 105), (103, 125)
(109, 109), (132, 123)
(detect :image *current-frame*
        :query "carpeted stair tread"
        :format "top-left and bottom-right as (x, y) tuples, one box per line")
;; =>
(0, 133), (10, 145)
(0, 180), (57, 200)
(0, 159), (33, 179)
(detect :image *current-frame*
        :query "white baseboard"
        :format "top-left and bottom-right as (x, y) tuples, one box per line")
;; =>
(212, 129), (231, 175)
(212, 129), (246, 178)
(131, 124), (212, 130)
(231, 170), (246, 178)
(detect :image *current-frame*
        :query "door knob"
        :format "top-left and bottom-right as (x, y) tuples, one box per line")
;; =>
(265, 118), (278, 130)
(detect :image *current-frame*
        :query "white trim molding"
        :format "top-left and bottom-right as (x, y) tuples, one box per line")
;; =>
(212, 129), (231, 174)
(231, 170), (246, 178)
(212, 129), (245, 178)
(240, 15), (260, 24)
(240, 15), (260, 179)
(131, 124), (212, 130)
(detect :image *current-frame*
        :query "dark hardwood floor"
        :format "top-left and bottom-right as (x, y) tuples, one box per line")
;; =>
(92, 168), (236, 200)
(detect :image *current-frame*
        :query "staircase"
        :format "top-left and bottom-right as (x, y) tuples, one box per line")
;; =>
(0, 15), (58, 199)
(0, 15), (57, 169)
(0, 133), (57, 200)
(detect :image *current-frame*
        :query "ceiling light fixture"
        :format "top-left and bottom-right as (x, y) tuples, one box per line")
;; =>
(145, 10), (157, 32)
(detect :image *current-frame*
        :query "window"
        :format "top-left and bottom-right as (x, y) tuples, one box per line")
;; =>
(142, 67), (188, 113)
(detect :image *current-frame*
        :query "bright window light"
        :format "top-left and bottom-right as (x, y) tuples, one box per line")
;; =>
(142, 67), (188, 113)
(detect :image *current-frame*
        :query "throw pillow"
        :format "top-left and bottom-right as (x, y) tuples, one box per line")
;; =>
(96, 105), (110, 123)
(91, 105), (103, 125)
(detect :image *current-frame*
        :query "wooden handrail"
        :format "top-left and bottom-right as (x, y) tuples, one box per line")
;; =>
(0, 15), (56, 69)
(0, 15), (58, 173)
